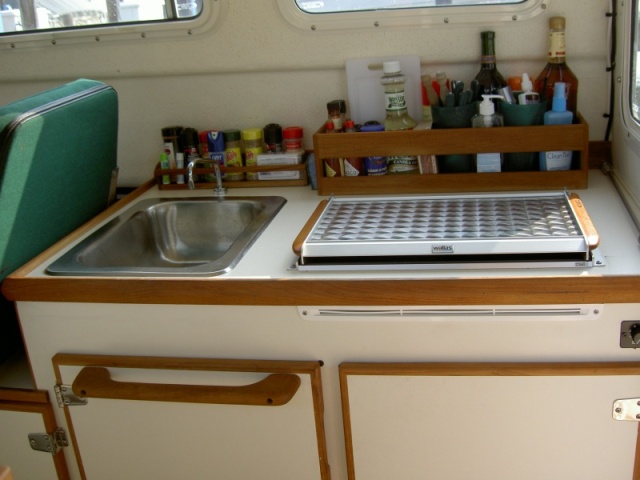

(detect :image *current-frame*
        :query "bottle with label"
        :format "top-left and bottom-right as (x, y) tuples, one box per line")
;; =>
(360, 123), (387, 176)
(242, 128), (263, 181)
(380, 61), (418, 174)
(342, 120), (364, 176)
(474, 31), (507, 97)
(326, 100), (346, 132)
(323, 121), (342, 177)
(471, 94), (504, 173)
(518, 73), (540, 105)
(206, 130), (226, 181)
(263, 123), (283, 153)
(535, 16), (578, 118)
(540, 82), (574, 171)
(159, 151), (171, 185)
(223, 129), (244, 181)
(380, 61), (417, 131)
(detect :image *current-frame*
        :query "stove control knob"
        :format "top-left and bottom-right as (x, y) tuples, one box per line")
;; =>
(630, 324), (640, 345)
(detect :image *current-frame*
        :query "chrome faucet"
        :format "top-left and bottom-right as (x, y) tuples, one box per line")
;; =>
(187, 157), (227, 196)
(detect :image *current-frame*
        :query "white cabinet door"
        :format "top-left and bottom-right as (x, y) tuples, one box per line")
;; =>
(0, 390), (69, 479)
(340, 362), (640, 480)
(54, 354), (329, 480)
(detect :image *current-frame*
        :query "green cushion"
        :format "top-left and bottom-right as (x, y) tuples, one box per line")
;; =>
(0, 79), (118, 281)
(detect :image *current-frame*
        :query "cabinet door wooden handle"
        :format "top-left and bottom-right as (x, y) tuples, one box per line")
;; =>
(569, 192), (600, 249)
(72, 367), (301, 406)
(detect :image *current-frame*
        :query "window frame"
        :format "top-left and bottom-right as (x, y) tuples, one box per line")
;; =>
(276, 0), (549, 32)
(621, 0), (640, 141)
(0, 0), (224, 48)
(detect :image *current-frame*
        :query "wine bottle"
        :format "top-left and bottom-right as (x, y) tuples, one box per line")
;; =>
(534, 16), (579, 119)
(474, 31), (507, 97)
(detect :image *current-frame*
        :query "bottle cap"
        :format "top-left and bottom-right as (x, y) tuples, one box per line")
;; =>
(327, 99), (346, 114)
(206, 130), (225, 152)
(360, 124), (385, 132)
(222, 129), (241, 142)
(383, 61), (401, 75)
(552, 82), (567, 111)
(180, 127), (199, 148)
(162, 126), (183, 138)
(282, 126), (304, 139)
(241, 128), (263, 141)
(549, 16), (565, 29)
(263, 123), (283, 143)
(478, 94), (503, 115)
(521, 73), (533, 92)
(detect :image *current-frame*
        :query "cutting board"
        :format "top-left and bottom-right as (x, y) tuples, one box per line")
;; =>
(346, 55), (423, 125)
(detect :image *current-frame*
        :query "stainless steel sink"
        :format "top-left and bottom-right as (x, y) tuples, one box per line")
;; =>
(46, 196), (286, 277)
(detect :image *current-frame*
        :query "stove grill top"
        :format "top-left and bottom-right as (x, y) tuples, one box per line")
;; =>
(294, 192), (603, 271)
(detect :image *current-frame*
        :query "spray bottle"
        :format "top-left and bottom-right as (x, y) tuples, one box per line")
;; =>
(539, 82), (573, 171)
(471, 94), (504, 172)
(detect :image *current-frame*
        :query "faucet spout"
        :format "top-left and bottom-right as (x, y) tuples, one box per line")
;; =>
(187, 158), (227, 196)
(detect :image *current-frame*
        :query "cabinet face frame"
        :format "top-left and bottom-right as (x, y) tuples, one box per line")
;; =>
(0, 389), (70, 479)
(339, 362), (640, 480)
(52, 354), (329, 480)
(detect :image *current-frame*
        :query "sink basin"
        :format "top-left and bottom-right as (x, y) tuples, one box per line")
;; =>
(46, 196), (286, 277)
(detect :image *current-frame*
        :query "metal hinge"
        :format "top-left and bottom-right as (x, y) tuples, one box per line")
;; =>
(613, 398), (640, 421)
(28, 428), (68, 454)
(54, 384), (87, 407)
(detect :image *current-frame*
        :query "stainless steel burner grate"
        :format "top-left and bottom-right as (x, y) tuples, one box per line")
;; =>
(310, 196), (581, 242)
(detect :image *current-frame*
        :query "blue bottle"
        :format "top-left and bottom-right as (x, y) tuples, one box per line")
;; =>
(539, 82), (574, 171)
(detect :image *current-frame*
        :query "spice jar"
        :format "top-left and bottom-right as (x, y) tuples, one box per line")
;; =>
(223, 129), (244, 181)
(263, 123), (283, 153)
(282, 126), (304, 154)
(326, 99), (346, 132)
(242, 128), (263, 181)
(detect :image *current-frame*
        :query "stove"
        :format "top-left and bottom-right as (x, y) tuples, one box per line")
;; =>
(293, 191), (604, 271)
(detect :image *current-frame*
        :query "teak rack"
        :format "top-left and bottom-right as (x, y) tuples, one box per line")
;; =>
(154, 162), (308, 190)
(312, 114), (589, 196)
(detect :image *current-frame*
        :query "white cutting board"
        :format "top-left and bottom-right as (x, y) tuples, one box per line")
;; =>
(346, 55), (423, 125)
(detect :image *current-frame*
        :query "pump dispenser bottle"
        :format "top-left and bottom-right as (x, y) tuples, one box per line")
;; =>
(472, 95), (504, 172)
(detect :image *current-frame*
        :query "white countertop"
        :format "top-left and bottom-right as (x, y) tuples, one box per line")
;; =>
(25, 170), (640, 281)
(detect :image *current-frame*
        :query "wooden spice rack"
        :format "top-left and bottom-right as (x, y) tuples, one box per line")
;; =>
(154, 160), (308, 190)
(312, 113), (589, 196)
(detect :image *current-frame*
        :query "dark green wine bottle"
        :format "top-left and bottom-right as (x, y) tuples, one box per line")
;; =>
(475, 31), (507, 97)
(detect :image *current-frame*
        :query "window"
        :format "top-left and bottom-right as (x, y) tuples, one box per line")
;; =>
(278, 0), (548, 31)
(0, 0), (202, 35)
(0, 0), (225, 46)
(296, 0), (525, 15)
(631, 0), (640, 124)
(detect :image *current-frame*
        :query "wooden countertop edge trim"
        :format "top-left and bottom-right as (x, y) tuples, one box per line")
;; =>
(3, 275), (640, 305)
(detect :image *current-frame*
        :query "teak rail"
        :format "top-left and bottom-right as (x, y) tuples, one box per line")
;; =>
(313, 114), (589, 195)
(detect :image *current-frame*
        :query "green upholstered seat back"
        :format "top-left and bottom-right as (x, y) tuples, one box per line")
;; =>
(0, 79), (118, 281)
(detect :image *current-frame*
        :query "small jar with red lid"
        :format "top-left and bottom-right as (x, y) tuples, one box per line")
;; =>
(282, 126), (304, 154)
